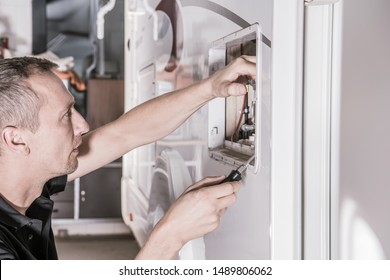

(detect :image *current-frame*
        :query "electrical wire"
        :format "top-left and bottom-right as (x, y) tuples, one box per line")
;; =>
(230, 93), (247, 142)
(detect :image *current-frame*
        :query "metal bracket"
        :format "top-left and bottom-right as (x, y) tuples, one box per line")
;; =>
(305, 0), (339, 6)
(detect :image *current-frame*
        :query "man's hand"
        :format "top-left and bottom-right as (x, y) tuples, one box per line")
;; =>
(206, 55), (256, 98)
(135, 176), (241, 259)
(163, 176), (240, 241)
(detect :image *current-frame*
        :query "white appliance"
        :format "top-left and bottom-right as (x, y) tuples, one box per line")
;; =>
(123, 0), (273, 260)
(122, 0), (390, 260)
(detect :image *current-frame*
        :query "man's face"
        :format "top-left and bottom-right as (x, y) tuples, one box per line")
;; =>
(27, 72), (89, 177)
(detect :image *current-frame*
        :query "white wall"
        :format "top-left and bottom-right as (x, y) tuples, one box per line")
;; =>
(335, 0), (390, 259)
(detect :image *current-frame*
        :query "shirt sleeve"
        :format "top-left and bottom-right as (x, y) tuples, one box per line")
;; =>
(0, 248), (16, 259)
(0, 239), (16, 260)
(46, 175), (68, 196)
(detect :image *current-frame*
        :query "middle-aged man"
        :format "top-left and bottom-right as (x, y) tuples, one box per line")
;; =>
(0, 55), (255, 259)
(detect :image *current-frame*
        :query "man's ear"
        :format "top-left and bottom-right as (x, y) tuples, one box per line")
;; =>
(1, 126), (30, 155)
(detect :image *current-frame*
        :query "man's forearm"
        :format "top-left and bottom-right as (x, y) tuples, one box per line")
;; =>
(135, 220), (184, 260)
(115, 79), (212, 150)
(69, 79), (212, 181)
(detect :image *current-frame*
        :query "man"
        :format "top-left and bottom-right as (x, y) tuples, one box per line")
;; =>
(0, 56), (256, 259)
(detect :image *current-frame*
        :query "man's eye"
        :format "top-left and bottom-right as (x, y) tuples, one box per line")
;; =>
(64, 110), (72, 118)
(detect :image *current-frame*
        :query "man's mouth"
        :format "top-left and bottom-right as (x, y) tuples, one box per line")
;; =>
(74, 140), (82, 149)
(72, 141), (82, 154)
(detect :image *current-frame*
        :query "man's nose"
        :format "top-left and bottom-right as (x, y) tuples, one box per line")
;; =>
(73, 110), (90, 136)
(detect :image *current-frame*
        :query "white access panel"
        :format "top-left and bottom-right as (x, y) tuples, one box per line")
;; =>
(203, 21), (271, 259)
(207, 23), (262, 173)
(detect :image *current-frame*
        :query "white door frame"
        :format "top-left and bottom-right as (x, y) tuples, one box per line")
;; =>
(271, 0), (342, 260)
(271, 0), (305, 260)
(302, 0), (342, 259)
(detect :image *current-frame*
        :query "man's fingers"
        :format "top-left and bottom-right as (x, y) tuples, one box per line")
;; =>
(234, 56), (256, 80)
(241, 55), (256, 63)
(217, 193), (237, 210)
(184, 176), (225, 193)
(227, 83), (247, 96)
(205, 181), (241, 198)
(218, 208), (227, 217)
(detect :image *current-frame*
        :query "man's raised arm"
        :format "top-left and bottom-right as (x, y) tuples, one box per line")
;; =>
(68, 56), (256, 181)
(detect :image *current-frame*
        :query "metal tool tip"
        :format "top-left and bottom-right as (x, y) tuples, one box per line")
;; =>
(245, 154), (256, 166)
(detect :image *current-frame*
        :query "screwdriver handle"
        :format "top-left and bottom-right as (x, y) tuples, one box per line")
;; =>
(221, 170), (242, 183)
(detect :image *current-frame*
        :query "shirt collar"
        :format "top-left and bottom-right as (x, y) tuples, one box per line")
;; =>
(0, 186), (53, 231)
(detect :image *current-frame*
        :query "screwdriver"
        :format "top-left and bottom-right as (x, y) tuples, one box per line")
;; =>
(221, 155), (256, 183)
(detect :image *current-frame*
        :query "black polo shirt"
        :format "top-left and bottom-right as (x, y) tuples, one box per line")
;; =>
(0, 175), (67, 259)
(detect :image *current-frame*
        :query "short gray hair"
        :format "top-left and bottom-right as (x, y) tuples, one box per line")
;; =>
(0, 57), (58, 132)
